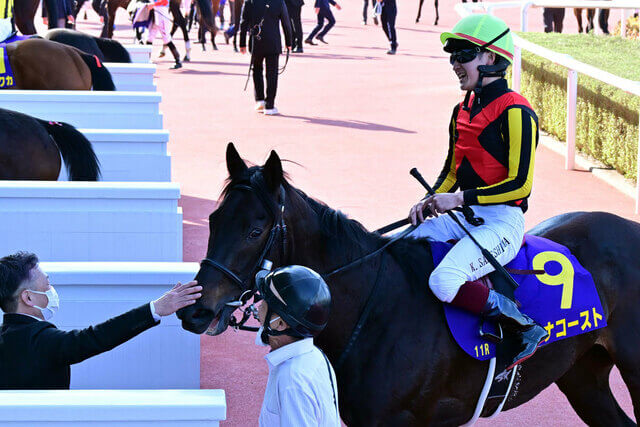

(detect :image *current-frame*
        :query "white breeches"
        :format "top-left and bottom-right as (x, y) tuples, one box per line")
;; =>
(408, 204), (525, 303)
(147, 7), (172, 44)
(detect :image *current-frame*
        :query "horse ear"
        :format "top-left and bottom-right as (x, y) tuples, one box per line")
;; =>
(263, 150), (283, 191)
(226, 143), (248, 178)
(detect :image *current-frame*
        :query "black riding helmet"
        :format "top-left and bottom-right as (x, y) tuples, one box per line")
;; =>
(256, 265), (331, 340)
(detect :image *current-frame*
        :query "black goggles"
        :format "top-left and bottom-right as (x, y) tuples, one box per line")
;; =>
(449, 47), (483, 65)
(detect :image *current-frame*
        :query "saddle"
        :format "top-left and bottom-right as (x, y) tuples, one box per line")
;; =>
(431, 234), (607, 418)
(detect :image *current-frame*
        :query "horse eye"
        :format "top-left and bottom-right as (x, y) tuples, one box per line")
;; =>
(248, 228), (263, 239)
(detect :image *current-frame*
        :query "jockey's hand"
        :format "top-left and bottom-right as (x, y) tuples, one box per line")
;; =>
(240, 46), (247, 54)
(152, 281), (202, 317)
(409, 198), (431, 225)
(67, 15), (75, 23)
(43, 17), (48, 25)
(426, 193), (464, 215)
(315, 7), (320, 13)
(335, 3), (341, 9)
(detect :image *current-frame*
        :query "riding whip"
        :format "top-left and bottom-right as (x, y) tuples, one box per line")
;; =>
(410, 167), (519, 291)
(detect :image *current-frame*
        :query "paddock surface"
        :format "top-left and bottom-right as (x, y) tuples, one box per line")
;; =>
(72, 1), (637, 424)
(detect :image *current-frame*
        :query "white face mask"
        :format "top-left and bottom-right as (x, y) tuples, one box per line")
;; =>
(254, 316), (281, 347)
(29, 286), (60, 321)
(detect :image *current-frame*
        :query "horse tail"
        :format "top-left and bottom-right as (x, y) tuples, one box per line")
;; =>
(79, 52), (116, 91)
(196, 0), (216, 32)
(37, 119), (101, 181)
(92, 37), (132, 63)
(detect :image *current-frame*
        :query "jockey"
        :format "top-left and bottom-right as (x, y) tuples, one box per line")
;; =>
(146, 0), (182, 69)
(409, 14), (548, 370)
(0, 0), (15, 43)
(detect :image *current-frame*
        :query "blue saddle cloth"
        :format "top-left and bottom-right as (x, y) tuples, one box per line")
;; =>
(0, 34), (33, 89)
(431, 235), (607, 361)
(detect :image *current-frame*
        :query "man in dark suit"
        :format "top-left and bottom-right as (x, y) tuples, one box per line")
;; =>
(0, 252), (202, 390)
(239, 0), (292, 116)
(284, 0), (303, 53)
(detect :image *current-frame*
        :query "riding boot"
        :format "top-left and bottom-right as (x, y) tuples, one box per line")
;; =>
(481, 290), (548, 369)
(166, 42), (182, 69)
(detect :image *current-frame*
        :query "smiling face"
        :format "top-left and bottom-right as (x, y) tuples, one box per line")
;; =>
(451, 50), (496, 91)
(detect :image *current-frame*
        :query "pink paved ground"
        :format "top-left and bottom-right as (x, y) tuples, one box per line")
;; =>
(72, 2), (637, 425)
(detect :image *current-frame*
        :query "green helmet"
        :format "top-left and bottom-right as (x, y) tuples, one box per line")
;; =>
(441, 14), (514, 64)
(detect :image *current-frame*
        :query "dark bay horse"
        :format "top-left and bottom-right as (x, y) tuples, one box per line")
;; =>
(415, 0), (439, 25)
(575, 7), (596, 33)
(178, 143), (640, 426)
(0, 108), (100, 180)
(45, 28), (132, 62)
(3, 38), (115, 90)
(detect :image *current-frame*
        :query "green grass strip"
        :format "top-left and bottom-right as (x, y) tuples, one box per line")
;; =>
(511, 33), (640, 180)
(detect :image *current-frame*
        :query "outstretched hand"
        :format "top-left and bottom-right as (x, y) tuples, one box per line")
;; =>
(152, 281), (202, 317)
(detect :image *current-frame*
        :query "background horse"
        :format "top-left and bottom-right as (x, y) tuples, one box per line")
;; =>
(178, 143), (640, 426)
(0, 108), (100, 180)
(3, 38), (115, 90)
(45, 28), (132, 62)
(574, 7), (596, 33)
(415, 0), (439, 25)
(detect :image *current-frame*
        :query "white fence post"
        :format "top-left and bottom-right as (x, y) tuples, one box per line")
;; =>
(512, 45), (522, 93)
(636, 109), (640, 214)
(520, 2), (531, 32)
(566, 70), (578, 170)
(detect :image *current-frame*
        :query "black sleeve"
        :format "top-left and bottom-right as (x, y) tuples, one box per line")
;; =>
(239, 0), (252, 48)
(280, 0), (292, 48)
(34, 304), (159, 367)
(432, 104), (460, 194)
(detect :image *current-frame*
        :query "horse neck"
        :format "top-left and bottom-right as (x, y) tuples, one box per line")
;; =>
(283, 191), (399, 358)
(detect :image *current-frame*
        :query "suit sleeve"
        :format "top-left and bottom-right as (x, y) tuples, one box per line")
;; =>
(432, 105), (460, 195)
(239, 0), (252, 48)
(463, 106), (539, 206)
(34, 304), (159, 367)
(280, 0), (292, 48)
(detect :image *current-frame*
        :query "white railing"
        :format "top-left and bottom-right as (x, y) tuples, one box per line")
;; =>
(456, 1), (640, 213)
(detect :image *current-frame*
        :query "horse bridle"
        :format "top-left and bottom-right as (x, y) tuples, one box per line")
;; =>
(199, 172), (287, 332)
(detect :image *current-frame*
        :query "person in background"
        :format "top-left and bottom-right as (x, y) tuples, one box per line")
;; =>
(285, 0), (303, 52)
(304, 0), (340, 45)
(146, 0), (183, 69)
(378, 0), (397, 54)
(239, 0), (292, 115)
(0, 251), (202, 389)
(543, 7), (565, 33)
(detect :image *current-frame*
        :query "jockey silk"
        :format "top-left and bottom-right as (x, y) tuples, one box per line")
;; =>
(433, 79), (539, 212)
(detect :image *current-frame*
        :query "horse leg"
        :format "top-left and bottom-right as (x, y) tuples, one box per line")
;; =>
(587, 8), (595, 32)
(415, 0), (424, 23)
(211, 30), (218, 50)
(606, 307), (640, 422)
(170, 2), (192, 60)
(556, 345), (634, 426)
(433, 0), (438, 25)
(574, 8), (583, 33)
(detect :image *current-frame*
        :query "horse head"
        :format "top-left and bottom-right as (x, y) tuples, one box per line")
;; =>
(177, 143), (290, 335)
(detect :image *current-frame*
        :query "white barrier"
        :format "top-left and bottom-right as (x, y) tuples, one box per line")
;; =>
(0, 181), (182, 262)
(39, 262), (199, 388)
(0, 90), (163, 129)
(106, 62), (157, 92)
(125, 44), (153, 64)
(457, 1), (640, 214)
(57, 129), (172, 182)
(0, 390), (226, 426)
